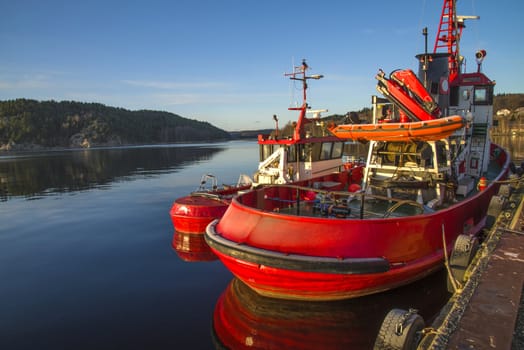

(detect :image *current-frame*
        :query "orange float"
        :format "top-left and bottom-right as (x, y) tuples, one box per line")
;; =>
(329, 115), (465, 142)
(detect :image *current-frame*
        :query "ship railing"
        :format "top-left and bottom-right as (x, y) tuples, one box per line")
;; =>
(247, 184), (427, 219)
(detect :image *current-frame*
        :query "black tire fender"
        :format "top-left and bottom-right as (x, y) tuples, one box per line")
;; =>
(447, 234), (479, 292)
(374, 308), (425, 350)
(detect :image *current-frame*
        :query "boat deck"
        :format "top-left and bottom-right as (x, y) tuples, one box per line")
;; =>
(276, 195), (427, 219)
(266, 160), (504, 220)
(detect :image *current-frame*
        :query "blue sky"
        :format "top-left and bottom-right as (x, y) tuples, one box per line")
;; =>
(1, 0), (523, 131)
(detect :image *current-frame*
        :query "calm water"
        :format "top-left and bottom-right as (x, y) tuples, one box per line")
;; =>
(0, 137), (520, 349)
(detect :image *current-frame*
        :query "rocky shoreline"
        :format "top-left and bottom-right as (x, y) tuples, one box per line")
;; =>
(0, 142), (46, 152)
(1, 132), (129, 153)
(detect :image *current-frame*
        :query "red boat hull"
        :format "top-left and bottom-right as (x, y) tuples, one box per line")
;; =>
(206, 146), (510, 300)
(170, 195), (230, 233)
(209, 236), (443, 300)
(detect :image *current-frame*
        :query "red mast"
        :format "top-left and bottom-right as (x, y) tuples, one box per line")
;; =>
(433, 0), (478, 81)
(433, 0), (460, 79)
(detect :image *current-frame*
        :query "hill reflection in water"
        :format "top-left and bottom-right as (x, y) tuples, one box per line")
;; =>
(0, 144), (226, 201)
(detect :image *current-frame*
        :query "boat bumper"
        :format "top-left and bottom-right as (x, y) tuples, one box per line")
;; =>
(205, 220), (390, 275)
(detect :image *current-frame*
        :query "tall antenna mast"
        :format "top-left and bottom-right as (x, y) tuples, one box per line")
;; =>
(433, 0), (478, 79)
(284, 59), (323, 141)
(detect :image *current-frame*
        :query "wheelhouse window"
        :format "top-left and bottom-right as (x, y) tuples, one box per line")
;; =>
(287, 145), (297, 162)
(308, 142), (344, 161)
(311, 143), (322, 161)
(473, 85), (493, 105)
(320, 142), (332, 160)
(260, 144), (279, 161)
(299, 144), (311, 162)
(332, 142), (343, 159)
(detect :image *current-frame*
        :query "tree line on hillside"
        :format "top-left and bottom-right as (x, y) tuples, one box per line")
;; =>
(1, 94), (522, 150)
(493, 93), (524, 113)
(273, 93), (524, 139)
(275, 107), (373, 139)
(0, 99), (231, 150)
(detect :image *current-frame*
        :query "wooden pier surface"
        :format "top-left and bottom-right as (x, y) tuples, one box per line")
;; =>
(422, 177), (524, 349)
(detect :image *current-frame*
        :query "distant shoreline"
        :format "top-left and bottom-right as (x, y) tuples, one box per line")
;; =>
(0, 138), (258, 155)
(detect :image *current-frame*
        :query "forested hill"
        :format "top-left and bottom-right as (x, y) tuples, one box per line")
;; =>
(0, 99), (231, 150)
(2, 94), (522, 151)
(493, 93), (524, 112)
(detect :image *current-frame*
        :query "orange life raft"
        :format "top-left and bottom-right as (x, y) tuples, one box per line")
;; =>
(328, 115), (465, 142)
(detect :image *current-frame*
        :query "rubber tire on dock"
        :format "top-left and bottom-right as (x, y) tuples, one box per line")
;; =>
(447, 234), (479, 293)
(373, 308), (425, 350)
(486, 195), (506, 229)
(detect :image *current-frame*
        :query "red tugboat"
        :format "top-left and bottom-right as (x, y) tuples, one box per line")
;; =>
(170, 61), (364, 233)
(205, 0), (511, 300)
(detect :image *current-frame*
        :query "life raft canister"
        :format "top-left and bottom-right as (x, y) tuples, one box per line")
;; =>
(478, 176), (487, 191)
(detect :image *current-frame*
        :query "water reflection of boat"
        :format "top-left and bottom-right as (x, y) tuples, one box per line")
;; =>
(170, 61), (365, 234)
(205, 0), (511, 301)
(171, 231), (217, 262)
(212, 272), (450, 350)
